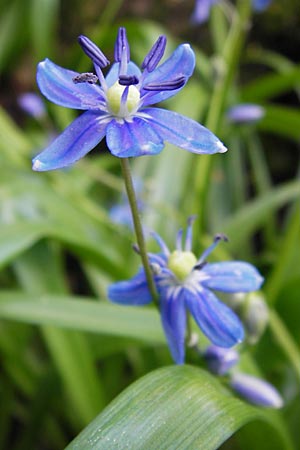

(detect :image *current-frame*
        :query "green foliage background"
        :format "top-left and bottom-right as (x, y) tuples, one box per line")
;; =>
(0, 0), (300, 449)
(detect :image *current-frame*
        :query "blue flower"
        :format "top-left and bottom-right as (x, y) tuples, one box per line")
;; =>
(191, 0), (272, 25)
(32, 28), (227, 171)
(108, 217), (264, 364)
(226, 103), (265, 124)
(18, 93), (46, 119)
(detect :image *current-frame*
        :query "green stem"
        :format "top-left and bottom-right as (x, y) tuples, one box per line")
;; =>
(193, 0), (252, 225)
(269, 310), (300, 383)
(120, 158), (159, 305)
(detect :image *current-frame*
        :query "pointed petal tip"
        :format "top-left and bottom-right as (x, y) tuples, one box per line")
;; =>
(217, 140), (227, 153)
(32, 159), (43, 171)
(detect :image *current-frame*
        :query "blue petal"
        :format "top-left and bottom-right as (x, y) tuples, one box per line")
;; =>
(106, 117), (164, 157)
(37, 59), (105, 110)
(201, 262), (264, 293)
(144, 108), (227, 154)
(32, 111), (107, 171)
(108, 269), (152, 305)
(105, 62), (142, 88)
(185, 287), (244, 347)
(160, 287), (187, 364)
(141, 44), (195, 106)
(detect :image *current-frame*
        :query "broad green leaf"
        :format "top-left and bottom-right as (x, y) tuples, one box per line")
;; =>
(65, 365), (293, 450)
(0, 293), (165, 344)
(13, 242), (106, 427)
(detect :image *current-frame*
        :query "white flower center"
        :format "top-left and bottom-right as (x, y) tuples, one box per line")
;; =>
(106, 81), (140, 117)
(168, 250), (197, 281)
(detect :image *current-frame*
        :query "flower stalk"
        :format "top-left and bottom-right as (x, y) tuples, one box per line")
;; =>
(120, 157), (159, 305)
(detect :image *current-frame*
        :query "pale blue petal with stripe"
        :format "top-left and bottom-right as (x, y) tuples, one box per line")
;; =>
(201, 261), (264, 293)
(37, 59), (105, 110)
(141, 44), (195, 105)
(144, 108), (227, 154)
(185, 287), (244, 347)
(106, 116), (164, 157)
(32, 111), (107, 171)
(160, 287), (187, 364)
(108, 269), (152, 305)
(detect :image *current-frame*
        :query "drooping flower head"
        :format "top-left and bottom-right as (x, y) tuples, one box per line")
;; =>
(32, 28), (227, 171)
(108, 217), (264, 364)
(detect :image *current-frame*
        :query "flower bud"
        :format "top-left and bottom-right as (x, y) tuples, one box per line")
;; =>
(241, 292), (269, 344)
(230, 373), (283, 408)
(204, 345), (239, 375)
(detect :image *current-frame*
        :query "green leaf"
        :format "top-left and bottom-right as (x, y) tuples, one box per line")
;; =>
(259, 105), (300, 141)
(65, 365), (293, 450)
(0, 223), (46, 269)
(241, 65), (300, 102)
(30, 0), (59, 60)
(0, 293), (165, 344)
(221, 180), (300, 250)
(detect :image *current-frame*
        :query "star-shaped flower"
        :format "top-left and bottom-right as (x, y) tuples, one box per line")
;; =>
(108, 218), (264, 364)
(32, 27), (226, 171)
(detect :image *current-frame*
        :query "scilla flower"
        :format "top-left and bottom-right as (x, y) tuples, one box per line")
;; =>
(32, 27), (226, 171)
(226, 104), (265, 124)
(191, 0), (272, 25)
(108, 218), (264, 364)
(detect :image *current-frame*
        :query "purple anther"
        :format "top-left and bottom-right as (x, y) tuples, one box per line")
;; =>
(78, 35), (110, 68)
(214, 233), (228, 243)
(118, 75), (139, 86)
(196, 233), (228, 266)
(143, 76), (186, 91)
(141, 35), (167, 72)
(114, 27), (130, 63)
(72, 73), (98, 84)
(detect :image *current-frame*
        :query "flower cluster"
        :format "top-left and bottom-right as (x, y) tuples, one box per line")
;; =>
(109, 218), (263, 364)
(32, 28), (226, 172)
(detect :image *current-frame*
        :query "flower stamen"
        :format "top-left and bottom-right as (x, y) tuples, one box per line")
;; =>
(115, 27), (130, 76)
(141, 35), (167, 72)
(195, 233), (229, 268)
(143, 76), (186, 91)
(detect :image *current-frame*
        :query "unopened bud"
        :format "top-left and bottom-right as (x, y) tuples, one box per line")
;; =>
(230, 373), (283, 408)
(241, 292), (269, 344)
